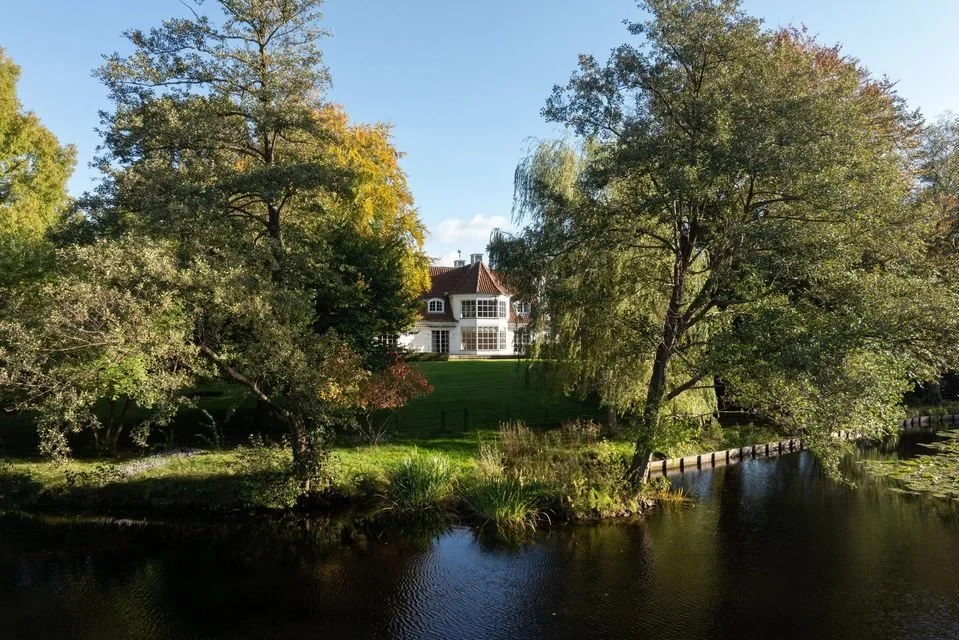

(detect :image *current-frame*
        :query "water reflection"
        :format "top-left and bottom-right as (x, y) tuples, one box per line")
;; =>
(2, 435), (959, 639)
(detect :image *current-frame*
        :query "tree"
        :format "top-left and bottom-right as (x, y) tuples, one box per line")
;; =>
(86, 0), (426, 476)
(356, 357), (432, 444)
(0, 238), (200, 457)
(916, 114), (959, 403)
(495, 0), (959, 480)
(0, 49), (75, 291)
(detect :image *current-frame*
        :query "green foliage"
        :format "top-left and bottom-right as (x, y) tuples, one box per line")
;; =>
(380, 454), (456, 513)
(196, 408), (231, 451)
(461, 474), (539, 532)
(0, 238), (202, 458)
(0, 49), (76, 291)
(495, 0), (959, 475)
(62, 463), (125, 490)
(865, 431), (959, 501)
(26, 0), (430, 472)
(643, 476), (690, 505)
(232, 436), (303, 509)
(478, 421), (644, 520)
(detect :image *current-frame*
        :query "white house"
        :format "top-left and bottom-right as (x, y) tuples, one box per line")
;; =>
(398, 253), (532, 357)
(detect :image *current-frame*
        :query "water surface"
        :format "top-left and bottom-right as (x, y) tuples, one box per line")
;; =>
(2, 437), (958, 639)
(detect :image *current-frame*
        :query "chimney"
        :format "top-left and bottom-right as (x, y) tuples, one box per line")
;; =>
(470, 253), (483, 265)
(453, 259), (466, 268)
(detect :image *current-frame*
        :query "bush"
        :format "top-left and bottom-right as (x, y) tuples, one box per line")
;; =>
(461, 474), (539, 532)
(379, 454), (456, 512)
(232, 435), (302, 509)
(478, 421), (644, 520)
(63, 463), (125, 489)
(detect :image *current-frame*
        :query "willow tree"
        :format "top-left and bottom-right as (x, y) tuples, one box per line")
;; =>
(495, 0), (959, 479)
(87, 0), (427, 475)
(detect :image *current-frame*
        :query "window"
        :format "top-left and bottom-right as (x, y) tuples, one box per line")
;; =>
(431, 330), (449, 353)
(462, 328), (507, 351)
(462, 299), (506, 318)
(514, 301), (531, 317)
(427, 299), (444, 313)
(377, 334), (399, 349)
(514, 329), (530, 354)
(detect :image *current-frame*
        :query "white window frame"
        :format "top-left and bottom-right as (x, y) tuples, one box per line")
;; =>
(515, 301), (531, 317)
(427, 298), (445, 313)
(476, 298), (506, 318)
(462, 327), (507, 352)
(431, 330), (449, 353)
(514, 328), (530, 353)
(377, 334), (399, 348)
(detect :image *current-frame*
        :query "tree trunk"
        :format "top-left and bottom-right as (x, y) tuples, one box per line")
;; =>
(628, 219), (693, 484)
(289, 416), (318, 492)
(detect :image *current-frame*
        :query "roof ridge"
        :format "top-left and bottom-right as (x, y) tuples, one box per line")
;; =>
(478, 261), (510, 295)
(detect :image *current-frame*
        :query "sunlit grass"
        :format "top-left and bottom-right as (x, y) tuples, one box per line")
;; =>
(378, 454), (457, 513)
(461, 474), (540, 532)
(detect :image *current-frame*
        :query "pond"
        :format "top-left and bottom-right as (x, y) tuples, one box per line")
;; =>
(2, 434), (958, 639)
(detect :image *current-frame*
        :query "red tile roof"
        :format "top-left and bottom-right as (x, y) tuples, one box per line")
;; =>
(418, 261), (513, 322)
(426, 262), (510, 297)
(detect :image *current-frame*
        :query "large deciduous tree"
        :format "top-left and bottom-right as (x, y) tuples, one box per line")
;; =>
(81, 0), (427, 475)
(0, 49), (75, 290)
(493, 0), (959, 479)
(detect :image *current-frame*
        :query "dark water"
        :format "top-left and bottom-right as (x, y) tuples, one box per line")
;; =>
(3, 437), (959, 640)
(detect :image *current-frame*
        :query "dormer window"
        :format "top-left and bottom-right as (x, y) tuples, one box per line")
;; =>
(427, 298), (445, 313)
(515, 301), (531, 317)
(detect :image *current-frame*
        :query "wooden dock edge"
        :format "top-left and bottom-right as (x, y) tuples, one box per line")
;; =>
(647, 414), (959, 478)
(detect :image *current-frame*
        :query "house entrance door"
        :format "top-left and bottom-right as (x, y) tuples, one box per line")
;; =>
(431, 330), (449, 354)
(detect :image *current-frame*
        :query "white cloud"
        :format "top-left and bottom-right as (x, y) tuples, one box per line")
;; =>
(432, 250), (463, 267)
(435, 214), (510, 245)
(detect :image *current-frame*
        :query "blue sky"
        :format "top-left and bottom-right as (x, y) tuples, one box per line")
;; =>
(3, 1), (958, 264)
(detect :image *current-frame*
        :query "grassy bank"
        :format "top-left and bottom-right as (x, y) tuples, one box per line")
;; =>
(0, 360), (787, 528)
(0, 417), (782, 529)
(0, 423), (650, 525)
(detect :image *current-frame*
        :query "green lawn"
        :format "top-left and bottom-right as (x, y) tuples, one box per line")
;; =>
(391, 360), (602, 439)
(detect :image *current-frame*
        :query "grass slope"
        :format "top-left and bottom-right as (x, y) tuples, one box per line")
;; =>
(392, 360), (601, 439)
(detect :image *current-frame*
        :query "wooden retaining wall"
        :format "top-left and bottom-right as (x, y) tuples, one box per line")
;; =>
(647, 414), (959, 479)
(900, 414), (959, 430)
(647, 437), (806, 479)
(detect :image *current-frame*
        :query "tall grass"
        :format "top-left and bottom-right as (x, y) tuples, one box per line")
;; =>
(379, 455), (456, 512)
(478, 420), (646, 520)
(461, 474), (540, 532)
(644, 477), (691, 506)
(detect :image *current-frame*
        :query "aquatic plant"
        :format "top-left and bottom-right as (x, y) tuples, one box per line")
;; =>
(643, 477), (691, 505)
(475, 422), (647, 520)
(379, 454), (456, 512)
(864, 430), (959, 501)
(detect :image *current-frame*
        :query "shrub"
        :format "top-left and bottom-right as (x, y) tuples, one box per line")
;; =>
(561, 419), (602, 444)
(63, 463), (125, 489)
(477, 421), (645, 520)
(461, 474), (539, 532)
(379, 454), (456, 512)
(232, 435), (302, 509)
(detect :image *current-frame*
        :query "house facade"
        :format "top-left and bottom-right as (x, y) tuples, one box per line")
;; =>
(398, 253), (531, 356)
